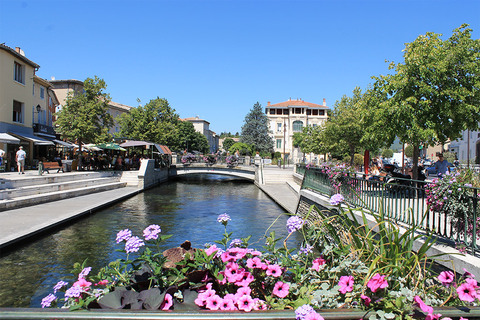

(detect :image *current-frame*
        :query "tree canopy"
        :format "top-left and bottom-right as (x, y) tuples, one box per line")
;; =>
(372, 24), (480, 177)
(116, 97), (180, 147)
(55, 76), (113, 146)
(240, 102), (273, 153)
(176, 121), (209, 154)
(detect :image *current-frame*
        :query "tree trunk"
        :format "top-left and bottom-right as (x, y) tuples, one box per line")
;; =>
(412, 144), (420, 180)
(350, 145), (355, 167)
(77, 140), (83, 171)
(364, 150), (370, 175)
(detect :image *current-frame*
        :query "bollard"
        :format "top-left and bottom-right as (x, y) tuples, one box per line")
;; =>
(38, 161), (43, 175)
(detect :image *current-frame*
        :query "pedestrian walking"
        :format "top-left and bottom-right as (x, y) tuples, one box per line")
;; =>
(0, 148), (4, 166)
(16, 146), (26, 174)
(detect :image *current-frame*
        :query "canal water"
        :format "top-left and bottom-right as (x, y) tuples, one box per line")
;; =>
(0, 174), (299, 308)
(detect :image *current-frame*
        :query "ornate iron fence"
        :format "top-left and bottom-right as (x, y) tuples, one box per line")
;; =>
(297, 164), (480, 255)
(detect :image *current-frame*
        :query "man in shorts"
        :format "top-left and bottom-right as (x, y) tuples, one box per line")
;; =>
(16, 146), (26, 174)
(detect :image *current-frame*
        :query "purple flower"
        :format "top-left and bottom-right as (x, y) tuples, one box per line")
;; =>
(229, 238), (243, 248)
(299, 244), (313, 254)
(41, 293), (56, 308)
(78, 267), (91, 279)
(295, 304), (315, 320)
(330, 193), (344, 206)
(217, 213), (231, 225)
(287, 216), (305, 233)
(65, 286), (82, 298)
(143, 224), (161, 240)
(125, 236), (145, 253)
(116, 229), (132, 243)
(53, 280), (68, 293)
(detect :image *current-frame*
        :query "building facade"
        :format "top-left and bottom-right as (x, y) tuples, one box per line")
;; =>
(0, 44), (57, 170)
(183, 116), (219, 154)
(265, 98), (329, 164)
(448, 130), (479, 164)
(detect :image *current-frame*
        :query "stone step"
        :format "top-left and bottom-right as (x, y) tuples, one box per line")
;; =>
(0, 171), (122, 190)
(0, 181), (127, 211)
(0, 177), (120, 200)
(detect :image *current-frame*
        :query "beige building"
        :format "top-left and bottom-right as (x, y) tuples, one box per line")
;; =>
(265, 98), (329, 164)
(0, 44), (57, 170)
(183, 116), (219, 153)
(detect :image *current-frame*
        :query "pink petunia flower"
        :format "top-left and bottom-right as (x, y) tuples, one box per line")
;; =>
(438, 271), (455, 286)
(414, 296), (433, 314)
(235, 286), (252, 299)
(425, 314), (441, 320)
(273, 281), (290, 298)
(96, 279), (108, 286)
(205, 294), (223, 310)
(161, 293), (173, 310)
(205, 244), (220, 257)
(246, 257), (264, 269)
(224, 262), (243, 283)
(237, 294), (255, 312)
(253, 298), (268, 310)
(236, 271), (255, 287)
(338, 275), (354, 294)
(457, 283), (478, 302)
(73, 278), (92, 288)
(266, 264), (282, 277)
(219, 296), (237, 311)
(367, 273), (388, 293)
(312, 257), (326, 271)
(305, 311), (325, 320)
(360, 294), (371, 307)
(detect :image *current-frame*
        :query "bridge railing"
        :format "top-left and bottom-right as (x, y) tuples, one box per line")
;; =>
(297, 164), (480, 255)
(174, 155), (252, 166)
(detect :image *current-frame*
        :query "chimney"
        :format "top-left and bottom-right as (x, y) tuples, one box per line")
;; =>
(323, 98), (326, 106)
(15, 47), (25, 56)
(267, 101), (270, 106)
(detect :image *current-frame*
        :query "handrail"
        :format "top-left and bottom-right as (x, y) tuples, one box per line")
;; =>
(296, 164), (479, 255)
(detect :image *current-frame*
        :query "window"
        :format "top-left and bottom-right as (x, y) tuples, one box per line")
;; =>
(283, 109), (289, 115)
(293, 120), (303, 132)
(276, 109), (282, 115)
(13, 100), (24, 123)
(312, 109), (318, 116)
(40, 87), (45, 99)
(14, 62), (25, 84)
(269, 109), (275, 115)
(277, 123), (282, 132)
(276, 139), (282, 149)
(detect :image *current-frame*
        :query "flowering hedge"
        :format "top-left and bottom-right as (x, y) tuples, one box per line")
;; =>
(426, 169), (480, 252)
(181, 153), (197, 164)
(41, 195), (478, 320)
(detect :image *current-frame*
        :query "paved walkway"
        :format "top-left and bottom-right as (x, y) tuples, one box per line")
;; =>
(256, 165), (300, 214)
(0, 185), (139, 251)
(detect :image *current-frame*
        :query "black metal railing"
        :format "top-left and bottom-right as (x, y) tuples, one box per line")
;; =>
(297, 164), (480, 255)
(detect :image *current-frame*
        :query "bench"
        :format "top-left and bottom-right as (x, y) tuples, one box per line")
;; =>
(42, 161), (63, 173)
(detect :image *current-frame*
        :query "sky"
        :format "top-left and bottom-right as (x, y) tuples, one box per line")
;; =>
(1, 0), (479, 135)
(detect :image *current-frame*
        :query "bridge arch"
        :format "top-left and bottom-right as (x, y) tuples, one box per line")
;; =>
(173, 165), (256, 181)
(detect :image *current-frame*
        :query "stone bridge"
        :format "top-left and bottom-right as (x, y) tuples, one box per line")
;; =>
(171, 164), (257, 181)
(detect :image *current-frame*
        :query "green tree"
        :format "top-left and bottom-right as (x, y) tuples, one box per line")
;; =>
(229, 142), (253, 155)
(373, 24), (480, 178)
(117, 97), (179, 146)
(381, 149), (394, 159)
(321, 87), (367, 166)
(55, 76), (114, 167)
(177, 121), (209, 153)
(405, 145), (414, 158)
(222, 137), (235, 152)
(240, 102), (273, 153)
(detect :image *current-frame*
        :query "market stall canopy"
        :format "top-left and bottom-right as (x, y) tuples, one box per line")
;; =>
(53, 140), (74, 148)
(95, 143), (127, 151)
(9, 131), (54, 145)
(119, 140), (171, 154)
(72, 144), (102, 151)
(0, 133), (20, 144)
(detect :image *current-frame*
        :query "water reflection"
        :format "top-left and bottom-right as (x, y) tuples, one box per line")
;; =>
(0, 174), (298, 308)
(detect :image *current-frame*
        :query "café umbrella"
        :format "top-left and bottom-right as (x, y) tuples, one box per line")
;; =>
(95, 143), (127, 151)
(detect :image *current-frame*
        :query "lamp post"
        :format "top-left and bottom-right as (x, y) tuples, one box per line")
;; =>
(283, 118), (286, 169)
